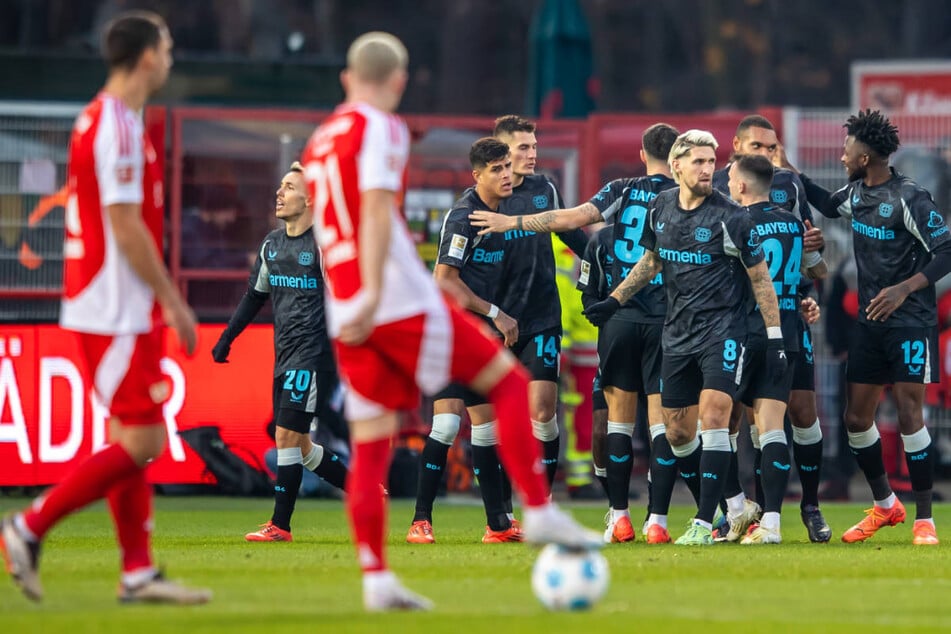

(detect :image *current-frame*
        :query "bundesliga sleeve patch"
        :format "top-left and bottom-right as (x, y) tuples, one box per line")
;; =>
(448, 234), (468, 260)
(116, 165), (134, 183)
(579, 260), (591, 285)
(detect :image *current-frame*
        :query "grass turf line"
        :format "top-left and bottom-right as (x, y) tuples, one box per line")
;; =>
(0, 497), (948, 633)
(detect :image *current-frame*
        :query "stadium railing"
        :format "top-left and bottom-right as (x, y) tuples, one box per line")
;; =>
(4, 103), (951, 484)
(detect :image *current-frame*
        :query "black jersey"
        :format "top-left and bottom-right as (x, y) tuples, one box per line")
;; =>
(820, 169), (951, 328)
(494, 174), (571, 335)
(714, 164), (814, 224)
(249, 226), (333, 374)
(586, 175), (676, 323)
(640, 188), (764, 354)
(577, 225), (613, 309)
(745, 202), (805, 351)
(437, 187), (505, 303)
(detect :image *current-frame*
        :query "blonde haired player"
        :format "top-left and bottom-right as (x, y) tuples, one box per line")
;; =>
(301, 31), (599, 612)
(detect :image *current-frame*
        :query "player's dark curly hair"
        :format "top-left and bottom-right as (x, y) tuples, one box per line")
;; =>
(470, 137), (510, 169)
(845, 109), (900, 158)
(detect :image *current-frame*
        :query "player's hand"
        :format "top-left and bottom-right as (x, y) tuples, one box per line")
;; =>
(765, 337), (788, 384)
(772, 143), (798, 173)
(493, 310), (519, 347)
(339, 295), (379, 346)
(469, 210), (514, 236)
(211, 334), (231, 363)
(803, 220), (824, 253)
(800, 297), (821, 325)
(582, 297), (620, 327)
(162, 297), (198, 357)
(866, 283), (910, 322)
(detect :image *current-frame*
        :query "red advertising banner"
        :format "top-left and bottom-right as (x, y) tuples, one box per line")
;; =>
(853, 60), (951, 113)
(0, 324), (276, 486)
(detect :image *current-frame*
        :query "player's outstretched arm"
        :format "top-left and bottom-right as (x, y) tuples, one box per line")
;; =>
(109, 202), (197, 355)
(469, 202), (603, 236)
(772, 144), (843, 219)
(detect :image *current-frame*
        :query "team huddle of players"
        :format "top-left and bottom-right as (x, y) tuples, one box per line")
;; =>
(406, 109), (946, 549)
(3, 21), (945, 614)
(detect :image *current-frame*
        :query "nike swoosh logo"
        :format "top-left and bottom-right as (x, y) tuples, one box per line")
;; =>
(772, 461), (791, 471)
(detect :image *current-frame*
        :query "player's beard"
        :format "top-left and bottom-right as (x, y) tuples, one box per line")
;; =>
(847, 165), (866, 182)
(686, 181), (713, 198)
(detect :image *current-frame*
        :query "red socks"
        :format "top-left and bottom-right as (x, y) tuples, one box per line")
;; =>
(346, 437), (391, 572)
(107, 465), (154, 573)
(23, 443), (140, 540)
(488, 366), (550, 507)
(570, 365), (597, 453)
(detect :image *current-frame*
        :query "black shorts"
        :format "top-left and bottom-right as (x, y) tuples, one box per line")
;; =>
(791, 324), (815, 392)
(433, 382), (487, 407)
(273, 368), (342, 434)
(847, 322), (939, 385)
(511, 326), (562, 382)
(432, 326), (562, 408)
(597, 319), (662, 394)
(661, 338), (746, 408)
(592, 370), (607, 411)
(736, 342), (798, 407)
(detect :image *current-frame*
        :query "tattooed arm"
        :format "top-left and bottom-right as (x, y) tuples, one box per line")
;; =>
(469, 202), (603, 236)
(610, 251), (663, 305)
(746, 260), (781, 329)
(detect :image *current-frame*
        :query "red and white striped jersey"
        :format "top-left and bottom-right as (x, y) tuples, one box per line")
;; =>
(302, 101), (440, 337)
(60, 93), (163, 335)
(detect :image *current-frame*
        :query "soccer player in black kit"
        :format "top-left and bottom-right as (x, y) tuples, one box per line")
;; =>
(577, 130), (786, 545)
(728, 154), (827, 544)
(408, 137), (520, 545)
(212, 162), (349, 542)
(791, 110), (951, 545)
(472, 124), (700, 545)
(492, 115), (588, 485)
(713, 114), (832, 543)
(574, 123), (679, 544)
(407, 122), (586, 544)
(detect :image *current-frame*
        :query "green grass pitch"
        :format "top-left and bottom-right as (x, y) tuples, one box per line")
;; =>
(0, 497), (949, 633)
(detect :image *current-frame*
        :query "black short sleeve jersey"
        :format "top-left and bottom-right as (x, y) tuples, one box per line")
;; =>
(822, 169), (951, 328)
(249, 227), (334, 374)
(714, 164), (814, 224)
(586, 175), (676, 323)
(577, 225), (613, 310)
(494, 174), (566, 335)
(640, 188), (764, 354)
(437, 187), (505, 303)
(744, 202), (806, 351)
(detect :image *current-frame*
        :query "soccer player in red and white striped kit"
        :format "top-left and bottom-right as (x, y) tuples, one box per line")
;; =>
(1, 11), (210, 604)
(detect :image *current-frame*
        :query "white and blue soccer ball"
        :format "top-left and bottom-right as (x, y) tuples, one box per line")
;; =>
(531, 544), (609, 610)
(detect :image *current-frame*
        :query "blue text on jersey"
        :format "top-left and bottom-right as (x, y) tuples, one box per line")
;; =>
(658, 248), (712, 265)
(851, 219), (895, 240)
(472, 248), (504, 263)
(269, 274), (320, 289)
